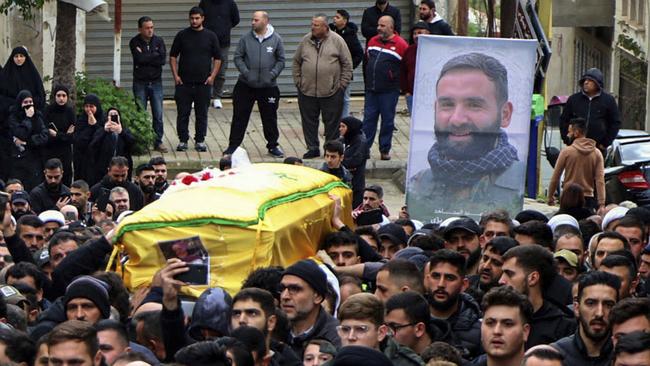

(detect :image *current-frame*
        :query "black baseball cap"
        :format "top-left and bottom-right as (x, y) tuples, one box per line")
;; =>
(11, 191), (30, 205)
(443, 218), (481, 239)
(377, 223), (408, 246)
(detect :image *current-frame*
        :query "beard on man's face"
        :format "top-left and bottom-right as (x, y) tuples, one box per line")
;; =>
(434, 113), (502, 160)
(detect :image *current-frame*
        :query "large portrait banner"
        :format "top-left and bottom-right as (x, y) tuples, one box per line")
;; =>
(406, 36), (537, 223)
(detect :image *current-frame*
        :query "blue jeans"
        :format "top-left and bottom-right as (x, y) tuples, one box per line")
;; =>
(133, 80), (164, 146)
(341, 84), (351, 118)
(362, 89), (400, 153)
(405, 94), (413, 115)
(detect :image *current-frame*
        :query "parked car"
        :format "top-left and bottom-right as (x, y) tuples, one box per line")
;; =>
(605, 132), (650, 206)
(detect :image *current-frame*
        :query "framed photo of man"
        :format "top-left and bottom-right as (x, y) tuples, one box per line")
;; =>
(406, 36), (537, 223)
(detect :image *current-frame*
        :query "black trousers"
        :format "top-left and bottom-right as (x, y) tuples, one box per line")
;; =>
(298, 89), (343, 152)
(227, 81), (280, 151)
(175, 83), (211, 143)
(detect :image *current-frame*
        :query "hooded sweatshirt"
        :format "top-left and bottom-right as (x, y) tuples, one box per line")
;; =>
(548, 137), (605, 204)
(234, 24), (285, 88)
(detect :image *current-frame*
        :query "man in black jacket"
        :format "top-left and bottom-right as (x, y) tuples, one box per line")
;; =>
(280, 260), (341, 356)
(90, 157), (144, 212)
(560, 68), (621, 153)
(330, 9), (364, 118)
(199, 0), (240, 109)
(551, 271), (620, 366)
(427, 250), (482, 359)
(130, 16), (167, 153)
(499, 245), (576, 348)
(418, 0), (454, 35)
(361, 0), (401, 42)
(29, 158), (70, 214)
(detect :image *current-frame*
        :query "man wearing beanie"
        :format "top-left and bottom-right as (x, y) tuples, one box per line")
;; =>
(281, 259), (341, 356)
(63, 275), (111, 324)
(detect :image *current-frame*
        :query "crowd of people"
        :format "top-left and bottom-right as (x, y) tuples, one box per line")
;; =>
(0, 155), (649, 366)
(0, 0), (645, 365)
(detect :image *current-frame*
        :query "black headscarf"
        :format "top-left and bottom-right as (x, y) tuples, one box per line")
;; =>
(11, 89), (33, 117)
(340, 116), (363, 144)
(0, 47), (46, 109)
(44, 84), (76, 134)
(50, 84), (70, 112)
(78, 93), (104, 125)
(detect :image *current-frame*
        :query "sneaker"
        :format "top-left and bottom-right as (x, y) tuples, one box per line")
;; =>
(302, 149), (320, 159)
(195, 142), (208, 152)
(176, 142), (188, 151)
(268, 147), (285, 158)
(380, 152), (391, 160)
(154, 144), (169, 153)
(212, 99), (223, 109)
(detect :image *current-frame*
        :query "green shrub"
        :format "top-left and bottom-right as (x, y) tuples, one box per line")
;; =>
(74, 72), (155, 155)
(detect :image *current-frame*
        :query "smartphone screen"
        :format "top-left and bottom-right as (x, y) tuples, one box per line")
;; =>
(110, 114), (118, 123)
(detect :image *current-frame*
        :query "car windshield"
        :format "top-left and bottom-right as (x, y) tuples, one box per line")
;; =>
(620, 140), (650, 163)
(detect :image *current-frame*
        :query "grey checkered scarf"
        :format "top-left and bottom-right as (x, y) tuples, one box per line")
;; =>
(428, 130), (518, 187)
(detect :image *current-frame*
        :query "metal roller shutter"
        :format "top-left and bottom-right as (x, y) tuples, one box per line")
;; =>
(85, 0), (412, 97)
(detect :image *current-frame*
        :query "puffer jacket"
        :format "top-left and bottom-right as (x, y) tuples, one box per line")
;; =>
(234, 24), (285, 88)
(445, 293), (482, 359)
(292, 31), (353, 98)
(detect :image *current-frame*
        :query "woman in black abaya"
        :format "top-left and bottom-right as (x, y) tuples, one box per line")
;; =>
(73, 94), (104, 185)
(43, 84), (76, 186)
(0, 46), (46, 110)
(8, 90), (49, 191)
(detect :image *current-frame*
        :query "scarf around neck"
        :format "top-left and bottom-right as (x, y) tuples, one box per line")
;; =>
(427, 130), (518, 187)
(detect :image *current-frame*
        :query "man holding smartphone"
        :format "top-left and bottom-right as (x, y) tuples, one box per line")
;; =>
(29, 158), (71, 214)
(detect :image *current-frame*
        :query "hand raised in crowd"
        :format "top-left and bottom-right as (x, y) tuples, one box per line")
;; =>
(87, 109), (97, 125)
(160, 258), (189, 311)
(48, 128), (57, 137)
(25, 105), (34, 118)
(328, 193), (345, 230)
(66, 124), (75, 134)
(55, 196), (71, 210)
(316, 249), (336, 268)
(1, 202), (15, 238)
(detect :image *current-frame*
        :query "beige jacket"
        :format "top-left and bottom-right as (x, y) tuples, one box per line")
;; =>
(292, 30), (353, 98)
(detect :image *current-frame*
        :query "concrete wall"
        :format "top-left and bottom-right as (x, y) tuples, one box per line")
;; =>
(546, 27), (577, 99)
(553, 0), (614, 27)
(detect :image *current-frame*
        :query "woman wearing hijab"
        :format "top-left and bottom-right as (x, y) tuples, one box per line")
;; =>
(0, 46), (46, 110)
(43, 85), (76, 186)
(339, 116), (369, 207)
(8, 90), (49, 191)
(90, 107), (135, 183)
(73, 94), (104, 185)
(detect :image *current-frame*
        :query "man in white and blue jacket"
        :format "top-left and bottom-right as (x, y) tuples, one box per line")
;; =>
(224, 11), (286, 158)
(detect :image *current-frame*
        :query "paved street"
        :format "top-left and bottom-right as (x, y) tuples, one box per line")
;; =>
(135, 97), (411, 173)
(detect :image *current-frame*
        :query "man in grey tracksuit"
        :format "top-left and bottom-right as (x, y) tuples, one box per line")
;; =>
(223, 10), (286, 157)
